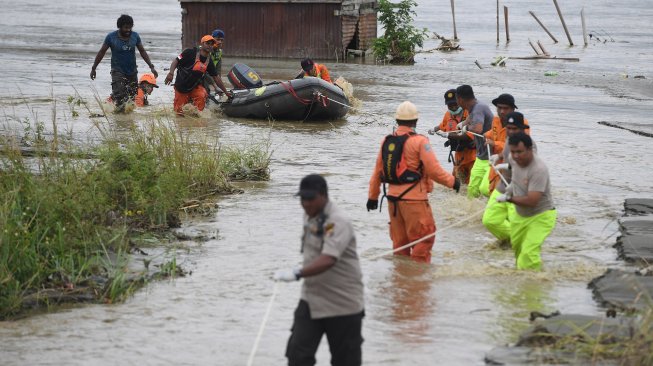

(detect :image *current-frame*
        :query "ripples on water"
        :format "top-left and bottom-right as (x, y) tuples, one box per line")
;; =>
(0, 0), (652, 364)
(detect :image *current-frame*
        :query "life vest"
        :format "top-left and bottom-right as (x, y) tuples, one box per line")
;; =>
(211, 49), (222, 69)
(176, 50), (210, 93)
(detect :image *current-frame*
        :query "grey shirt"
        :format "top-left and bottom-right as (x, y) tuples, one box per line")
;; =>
(508, 154), (555, 217)
(300, 201), (364, 319)
(496, 140), (537, 193)
(467, 101), (494, 160)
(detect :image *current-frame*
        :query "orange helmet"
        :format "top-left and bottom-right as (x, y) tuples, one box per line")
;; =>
(139, 73), (158, 87)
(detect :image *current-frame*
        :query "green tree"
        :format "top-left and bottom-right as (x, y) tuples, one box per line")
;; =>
(372, 0), (428, 64)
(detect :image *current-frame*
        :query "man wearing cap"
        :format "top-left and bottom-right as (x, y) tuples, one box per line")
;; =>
(202, 29), (226, 97)
(428, 89), (475, 183)
(134, 73), (158, 107)
(274, 174), (364, 366)
(482, 111), (531, 245)
(164, 35), (231, 115)
(456, 85), (494, 198)
(91, 14), (158, 112)
(499, 132), (556, 270)
(480, 93), (526, 196)
(368, 101), (460, 263)
(297, 58), (332, 83)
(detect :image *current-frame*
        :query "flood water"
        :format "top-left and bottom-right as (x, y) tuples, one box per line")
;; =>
(1, 0), (652, 364)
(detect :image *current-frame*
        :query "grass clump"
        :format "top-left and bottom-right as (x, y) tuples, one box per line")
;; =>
(0, 116), (271, 319)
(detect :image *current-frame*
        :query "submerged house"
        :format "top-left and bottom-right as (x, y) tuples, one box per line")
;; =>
(179, 0), (377, 59)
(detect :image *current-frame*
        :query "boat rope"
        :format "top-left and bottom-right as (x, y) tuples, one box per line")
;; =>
(280, 81), (312, 105)
(246, 281), (279, 366)
(367, 208), (486, 260)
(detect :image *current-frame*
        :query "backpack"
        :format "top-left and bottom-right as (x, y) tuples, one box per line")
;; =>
(381, 133), (422, 184)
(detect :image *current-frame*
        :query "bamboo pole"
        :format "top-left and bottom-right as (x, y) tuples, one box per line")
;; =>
(474, 60), (483, 69)
(496, 0), (500, 43)
(581, 7), (588, 46)
(552, 0), (573, 46)
(528, 39), (542, 55)
(537, 40), (549, 55)
(504, 6), (510, 43)
(451, 0), (458, 40)
(529, 11), (558, 43)
(509, 55), (579, 61)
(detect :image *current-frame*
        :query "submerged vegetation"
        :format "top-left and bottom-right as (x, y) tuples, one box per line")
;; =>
(372, 0), (428, 64)
(0, 111), (271, 319)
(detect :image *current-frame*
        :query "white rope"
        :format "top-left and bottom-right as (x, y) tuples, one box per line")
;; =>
(486, 143), (511, 187)
(246, 281), (279, 366)
(367, 208), (486, 261)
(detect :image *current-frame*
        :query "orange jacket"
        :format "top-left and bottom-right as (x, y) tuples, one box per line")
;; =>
(369, 126), (455, 201)
(306, 63), (332, 83)
(438, 110), (467, 132)
(485, 116), (529, 192)
(134, 88), (146, 107)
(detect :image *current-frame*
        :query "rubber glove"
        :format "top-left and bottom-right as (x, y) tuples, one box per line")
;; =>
(427, 129), (435, 135)
(489, 154), (500, 165)
(366, 199), (378, 212)
(456, 121), (464, 130)
(274, 268), (301, 282)
(494, 163), (510, 171)
(436, 130), (449, 138)
(457, 125), (467, 136)
(496, 194), (510, 203)
(453, 178), (461, 193)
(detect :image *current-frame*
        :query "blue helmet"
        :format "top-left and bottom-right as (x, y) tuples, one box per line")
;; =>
(212, 29), (225, 39)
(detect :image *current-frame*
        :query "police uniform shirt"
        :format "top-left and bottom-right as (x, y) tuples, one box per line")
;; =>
(300, 201), (364, 319)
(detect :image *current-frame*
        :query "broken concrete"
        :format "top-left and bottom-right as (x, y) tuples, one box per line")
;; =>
(618, 217), (653, 236)
(588, 269), (653, 312)
(624, 198), (653, 216)
(615, 235), (653, 263)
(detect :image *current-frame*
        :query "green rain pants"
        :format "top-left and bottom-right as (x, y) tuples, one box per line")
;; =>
(510, 209), (557, 270)
(467, 158), (490, 198)
(479, 166), (492, 197)
(482, 189), (516, 241)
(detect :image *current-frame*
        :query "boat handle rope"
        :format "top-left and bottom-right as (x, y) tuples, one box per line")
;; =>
(280, 81), (312, 105)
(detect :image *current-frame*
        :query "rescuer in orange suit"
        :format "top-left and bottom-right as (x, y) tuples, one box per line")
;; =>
(367, 101), (461, 263)
(297, 58), (332, 83)
(428, 89), (476, 184)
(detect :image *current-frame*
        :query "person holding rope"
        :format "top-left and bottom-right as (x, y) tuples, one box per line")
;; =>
(501, 130), (556, 270)
(90, 14), (158, 112)
(164, 35), (232, 115)
(455, 85), (494, 198)
(482, 110), (530, 246)
(428, 89), (475, 184)
(201, 29), (229, 100)
(297, 58), (332, 84)
(274, 174), (364, 366)
(368, 101), (460, 263)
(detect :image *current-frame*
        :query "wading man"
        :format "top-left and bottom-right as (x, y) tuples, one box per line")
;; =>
(428, 89), (475, 184)
(91, 14), (158, 112)
(164, 35), (231, 115)
(482, 110), (530, 245)
(456, 85), (494, 198)
(202, 28), (229, 99)
(500, 131), (556, 270)
(368, 101), (460, 263)
(274, 174), (364, 366)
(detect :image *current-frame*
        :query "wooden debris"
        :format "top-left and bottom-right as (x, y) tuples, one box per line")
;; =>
(509, 55), (579, 61)
(430, 32), (461, 51)
(552, 0), (574, 46)
(529, 11), (559, 43)
(504, 6), (510, 43)
(474, 60), (483, 69)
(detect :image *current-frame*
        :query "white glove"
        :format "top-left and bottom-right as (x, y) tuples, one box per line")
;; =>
(457, 125), (468, 136)
(496, 194), (510, 203)
(489, 154), (500, 165)
(274, 268), (301, 282)
(427, 129), (435, 135)
(436, 130), (449, 138)
(456, 121), (464, 130)
(494, 163), (510, 171)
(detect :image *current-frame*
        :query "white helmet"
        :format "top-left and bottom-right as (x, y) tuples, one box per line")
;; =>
(395, 101), (419, 121)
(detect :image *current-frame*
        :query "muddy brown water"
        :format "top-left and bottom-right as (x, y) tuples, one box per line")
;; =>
(1, 0), (652, 364)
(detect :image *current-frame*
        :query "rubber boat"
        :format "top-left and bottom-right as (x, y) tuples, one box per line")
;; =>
(220, 64), (349, 121)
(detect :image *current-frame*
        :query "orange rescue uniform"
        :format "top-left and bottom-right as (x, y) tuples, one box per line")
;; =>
(438, 110), (476, 184)
(485, 116), (530, 193)
(369, 126), (456, 263)
(303, 63), (332, 83)
(134, 88), (147, 107)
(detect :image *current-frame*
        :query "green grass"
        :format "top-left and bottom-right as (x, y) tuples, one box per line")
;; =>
(0, 114), (271, 319)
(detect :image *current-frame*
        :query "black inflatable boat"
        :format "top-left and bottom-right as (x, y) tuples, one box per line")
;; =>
(220, 64), (349, 121)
